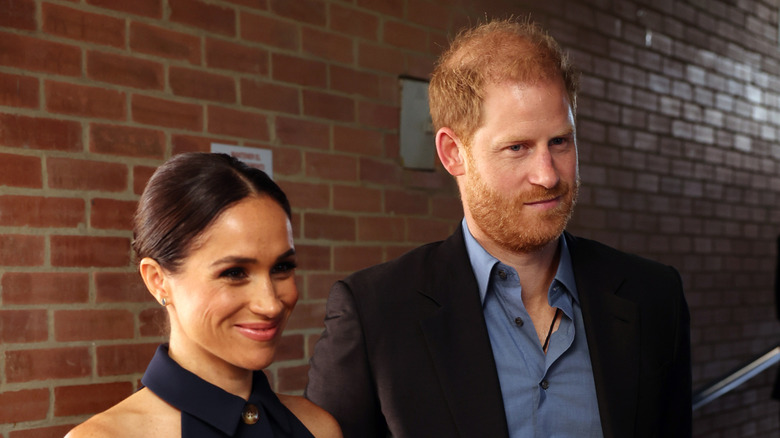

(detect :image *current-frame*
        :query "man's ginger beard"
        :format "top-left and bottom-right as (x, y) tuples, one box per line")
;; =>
(463, 157), (579, 254)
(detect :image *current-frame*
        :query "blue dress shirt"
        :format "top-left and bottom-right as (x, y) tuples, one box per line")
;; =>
(463, 220), (603, 437)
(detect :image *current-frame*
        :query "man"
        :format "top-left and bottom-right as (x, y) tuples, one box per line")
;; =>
(306, 18), (691, 438)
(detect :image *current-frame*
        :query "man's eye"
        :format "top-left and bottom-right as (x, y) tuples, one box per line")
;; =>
(509, 144), (523, 151)
(220, 268), (248, 280)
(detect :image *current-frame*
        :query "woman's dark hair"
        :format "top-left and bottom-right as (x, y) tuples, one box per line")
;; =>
(132, 152), (291, 273)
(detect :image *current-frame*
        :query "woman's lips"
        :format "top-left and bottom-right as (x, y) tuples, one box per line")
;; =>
(235, 322), (280, 342)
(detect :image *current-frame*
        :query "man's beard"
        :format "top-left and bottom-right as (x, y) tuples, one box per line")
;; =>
(465, 168), (579, 254)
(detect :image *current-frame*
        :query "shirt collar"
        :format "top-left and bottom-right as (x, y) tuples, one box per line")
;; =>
(461, 219), (579, 305)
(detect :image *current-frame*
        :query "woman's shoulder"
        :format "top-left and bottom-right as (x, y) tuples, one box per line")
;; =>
(65, 388), (178, 438)
(277, 393), (342, 438)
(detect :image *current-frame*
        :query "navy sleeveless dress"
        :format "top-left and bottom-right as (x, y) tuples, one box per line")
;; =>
(141, 344), (315, 437)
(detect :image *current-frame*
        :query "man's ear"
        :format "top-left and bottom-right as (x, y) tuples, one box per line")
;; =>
(435, 127), (466, 177)
(139, 257), (168, 305)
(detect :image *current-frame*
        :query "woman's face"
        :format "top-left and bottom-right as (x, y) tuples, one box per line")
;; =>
(159, 195), (298, 382)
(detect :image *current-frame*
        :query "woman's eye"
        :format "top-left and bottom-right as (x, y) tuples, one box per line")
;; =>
(220, 267), (248, 280)
(271, 261), (297, 275)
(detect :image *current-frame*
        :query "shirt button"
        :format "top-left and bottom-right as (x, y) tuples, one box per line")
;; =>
(514, 317), (524, 326)
(242, 403), (259, 424)
(498, 270), (507, 280)
(540, 380), (550, 390)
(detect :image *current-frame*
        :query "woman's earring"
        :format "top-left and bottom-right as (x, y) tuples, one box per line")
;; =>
(161, 297), (167, 306)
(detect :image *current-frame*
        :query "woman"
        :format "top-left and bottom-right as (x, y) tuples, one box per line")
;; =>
(67, 153), (341, 438)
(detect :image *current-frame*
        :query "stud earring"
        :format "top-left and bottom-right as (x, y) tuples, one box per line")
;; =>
(161, 297), (167, 306)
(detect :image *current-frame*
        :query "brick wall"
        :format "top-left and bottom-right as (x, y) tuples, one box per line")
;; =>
(0, 0), (777, 437)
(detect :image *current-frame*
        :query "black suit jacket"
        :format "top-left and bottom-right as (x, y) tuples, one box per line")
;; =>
(306, 227), (692, 437)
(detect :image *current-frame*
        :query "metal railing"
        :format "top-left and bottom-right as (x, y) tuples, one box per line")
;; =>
(692, 344), (780, 410)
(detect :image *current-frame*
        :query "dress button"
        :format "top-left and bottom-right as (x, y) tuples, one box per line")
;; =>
(242, 403), (259, 425)
(498, 270), (507, 280)
(540, 380), (549, 390)
(514, 317), (524, 326)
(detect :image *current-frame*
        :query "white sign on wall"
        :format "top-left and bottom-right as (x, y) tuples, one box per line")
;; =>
(210, 143), (273, 179)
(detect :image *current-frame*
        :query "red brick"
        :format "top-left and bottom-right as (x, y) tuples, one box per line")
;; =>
(90, 198), (137, 230)
(384, 21), (428, 51)
(357, 0), (403, 18)
(334, 245), (383, 272)
(0, 310), (48, 343)
(43, 3), (124, 47)
(277, 364), (309, 392)
(132, 94), (203, 131)
(9, 424), (76, 438)
(266, 144), (302, 176)
(140, 307), (168, 337)
(358, 101), (399, 129)
(270, 0), (325, 26)
(130, 22), (201, 65)
(304, 212), (355, 241)
(275, 334), (304, 362)
(51, 235), (130, 267)
(404, 169), (451, 190)
(279, 181), (329, 210)
(407, 1), (449, 31)
(97, 343), (157, 376)
(334, 125), (383, 156)
(406, 52), (435, 79)
(5, 347), (91, 383)
(95, 272), (151, 302)
(87, 51), (164, 90)
(206, 38), (269, 75)
(90, 123), (165, 159)
(296, 244), (330, 271)
(432, 195), (462, 219)
(170, 67), (236, 103)
(386, 190), (428, 215)
(302, 90), (354, 122)
(54, 382), (132, 417)
(305, 272), (341, 300)
(306, 151), (357, 181)
(241, 79), (299, 114)
(276, 117), (329, 149)
(47, 157), (127, 192)
(272, 54), (327, 87)
(169, 0), (235, 36)
(302, 28), (353, 64)
(45, 81), (126, 120)
(0, 153), (41, 188)
(0, 235), (44, 266)
(87, 0), (162, 18)
(358, 216), (405, 242)
(55, 309), (134, 341)
(0, 31), (81, 76)
(333, 185), (382, 212)
(0, 72), (38, 108)
(225, 0), (268, 9)
(407, 217), (452, 242)
(133, 165), (157, 195)
(0, 195), (84, 228)
(240, 11), (299, 50)
(2, 272), (89, 305)
(359, 157), (400, 185)
(0, 114), (81, 151)
(286, 301), (326, 330)
(330, 3), (378, 40)
(358, 42), (404, 74)
(0, 0), (36, 30)
(208, 106), (268, 140)
(171, 134), (220, 154)
(330, 66), (381, 99)
(0, 389), (49, 423)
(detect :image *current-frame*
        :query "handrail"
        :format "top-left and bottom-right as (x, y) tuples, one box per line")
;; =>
(692, 344), (780, 411)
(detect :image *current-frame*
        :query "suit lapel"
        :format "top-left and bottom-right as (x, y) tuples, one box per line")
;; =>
(416, 227), (510, 438)
(566, 233), (640, 438)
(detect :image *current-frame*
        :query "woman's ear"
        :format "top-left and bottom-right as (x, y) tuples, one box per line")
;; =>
(139, 257), (169, 305)
(435, 127), (466, 177)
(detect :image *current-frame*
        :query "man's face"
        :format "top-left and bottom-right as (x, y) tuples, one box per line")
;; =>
(461, 79), (579, 254)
